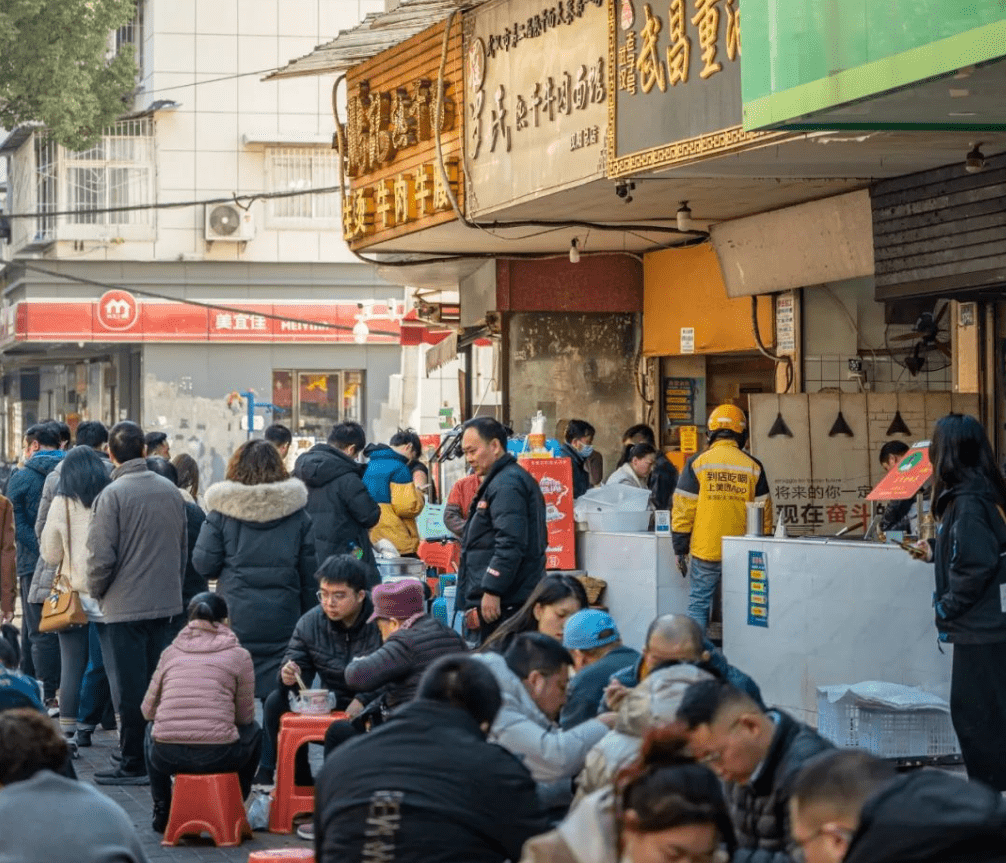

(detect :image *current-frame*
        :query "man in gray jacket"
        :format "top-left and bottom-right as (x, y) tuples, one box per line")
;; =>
(87, 421), (187, 785)
(474, 633), (615, 818)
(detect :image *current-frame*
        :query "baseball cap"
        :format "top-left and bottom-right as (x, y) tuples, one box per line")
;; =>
(563, 609), (620, 651)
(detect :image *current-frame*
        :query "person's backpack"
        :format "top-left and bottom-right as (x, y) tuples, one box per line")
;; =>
(0, 668), (45, 712)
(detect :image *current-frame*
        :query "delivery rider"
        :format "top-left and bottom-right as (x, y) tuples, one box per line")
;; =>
(672, 404), (773, 633)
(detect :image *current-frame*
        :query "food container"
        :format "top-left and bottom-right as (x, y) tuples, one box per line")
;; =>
(289, 689), (334, 715)
(376, 556), (426, 583)
(585, 510), (651, 533)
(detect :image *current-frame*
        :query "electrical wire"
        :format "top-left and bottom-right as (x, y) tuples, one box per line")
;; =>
(751, 295), (795, 393)
(140, 68), (282, 95)
(17, 263), (400, 336)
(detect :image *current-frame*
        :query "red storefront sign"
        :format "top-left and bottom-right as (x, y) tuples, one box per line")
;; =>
(4, 294), (403, 345)
(520, 457), (576, 571)
(866, 444), (932, 501)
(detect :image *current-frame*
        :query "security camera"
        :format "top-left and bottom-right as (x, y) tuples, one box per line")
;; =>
(615, 180), (635, 203)
(965, 144), (985, 174)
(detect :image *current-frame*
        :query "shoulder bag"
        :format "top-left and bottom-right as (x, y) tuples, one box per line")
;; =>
(39, 497), (87, 632)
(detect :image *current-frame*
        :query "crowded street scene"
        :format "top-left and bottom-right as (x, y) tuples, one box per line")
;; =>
(2, 1), (1006, 862)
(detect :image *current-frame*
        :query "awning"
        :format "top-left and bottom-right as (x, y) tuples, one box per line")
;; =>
(265, 0), (476, 81)
(425, 332), (459, 374)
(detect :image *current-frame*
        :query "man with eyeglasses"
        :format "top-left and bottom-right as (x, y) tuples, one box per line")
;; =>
(254, 554), (382, 788)
(790, 749), (1006, 863)
(677, 680), (832, 863)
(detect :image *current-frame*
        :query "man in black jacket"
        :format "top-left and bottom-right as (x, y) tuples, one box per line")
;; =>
(343, 579), (466, 712)
(314, 654), (549, 863)
(255, 555), (382, 787)
(678, 679), (833, 863)
(294, 421), (381, 579)
(458, 417), (547, 642)
(790, 749), (1006, 863)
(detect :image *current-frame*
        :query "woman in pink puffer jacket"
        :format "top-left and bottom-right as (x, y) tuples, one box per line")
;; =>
(141, 591), (261, 834)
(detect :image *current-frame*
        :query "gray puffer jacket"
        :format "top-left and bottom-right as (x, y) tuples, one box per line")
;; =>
(576, 663), (712, 799)
(193, 477), (318, 698)
(86, 459), (187, 624)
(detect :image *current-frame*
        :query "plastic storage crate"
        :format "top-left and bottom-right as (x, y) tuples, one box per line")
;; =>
(817, 690), (960, 758)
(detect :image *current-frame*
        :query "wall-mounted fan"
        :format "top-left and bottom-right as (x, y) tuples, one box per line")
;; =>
(886, 301), (951, 376)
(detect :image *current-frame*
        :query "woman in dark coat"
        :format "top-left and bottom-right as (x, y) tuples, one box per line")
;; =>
(193, 440), (318, 699)
(914, 413), (1006, 791)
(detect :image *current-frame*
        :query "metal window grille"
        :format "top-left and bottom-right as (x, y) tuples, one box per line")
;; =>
(115, 0), (144, 72)
(267, 148), (340, 221)
(64, 119), (154, 226)
(34, 136), (58, 242)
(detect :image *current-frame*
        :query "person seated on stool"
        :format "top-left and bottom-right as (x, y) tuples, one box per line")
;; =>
(256, 554), (382, 788)
(142, 592), (262, 834)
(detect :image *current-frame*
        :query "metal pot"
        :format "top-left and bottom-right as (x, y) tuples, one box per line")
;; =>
(376, 556), (426, 583)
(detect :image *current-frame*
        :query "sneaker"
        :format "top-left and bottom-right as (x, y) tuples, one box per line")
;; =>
(76, 729), (92, 748)
(296, 822), (314, 841)
(65, 739), (79, 760)
(45, 699), (59, 718)
(108, 751), (123, 765)
(152, 802), (170, 834)
(94, 767), (149, 786)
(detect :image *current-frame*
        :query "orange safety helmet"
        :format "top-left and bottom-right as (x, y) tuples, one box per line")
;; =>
(707, 404), (747, 436)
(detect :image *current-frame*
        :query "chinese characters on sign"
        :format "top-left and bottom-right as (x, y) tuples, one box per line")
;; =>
(213, 313), (269, 332)
(618, 0), (739, 99)
(521, 457), (576, 570)
(342, 159), (460, 240)
(772, 478), (873, 535)
(342, 79), (456, 178)
(483, 0), (605, 57)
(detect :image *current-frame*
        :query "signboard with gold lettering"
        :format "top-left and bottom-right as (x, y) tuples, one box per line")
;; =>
(607, 0), (781, 177)
(463, 0), (609, 216)
(340, 22), (464, 249)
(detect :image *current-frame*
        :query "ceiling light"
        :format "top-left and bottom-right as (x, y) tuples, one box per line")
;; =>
(676, 201), (693, 232)
(948, 88), (969, 98)
(569, 238), (580, 264)
(965, 144), (986, 174)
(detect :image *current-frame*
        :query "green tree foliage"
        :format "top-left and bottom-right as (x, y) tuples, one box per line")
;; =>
(0, 0), (138, 151)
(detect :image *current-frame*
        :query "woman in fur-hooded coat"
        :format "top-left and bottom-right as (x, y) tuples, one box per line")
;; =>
(193, 440), (318, 698)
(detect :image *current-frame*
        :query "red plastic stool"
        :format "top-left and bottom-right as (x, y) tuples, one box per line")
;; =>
(269, 711), (348, 833)
(162, 772), (252, 847)
(247, 851), (315, 861)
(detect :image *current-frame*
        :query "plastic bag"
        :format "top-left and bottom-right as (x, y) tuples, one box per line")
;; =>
(245, 789), (272, 831)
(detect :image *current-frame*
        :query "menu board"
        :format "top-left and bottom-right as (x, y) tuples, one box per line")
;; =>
(748, 550), (769, 628)
(521, 457), (576, 570)
(867, 444), (932, 502)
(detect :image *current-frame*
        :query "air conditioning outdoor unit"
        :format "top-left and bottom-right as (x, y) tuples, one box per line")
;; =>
(205, 204), (255, 242)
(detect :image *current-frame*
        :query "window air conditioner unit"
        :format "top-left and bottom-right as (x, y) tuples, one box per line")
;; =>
(205, 204), (254, 242)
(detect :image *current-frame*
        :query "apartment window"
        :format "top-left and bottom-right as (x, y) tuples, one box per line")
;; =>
(65, 119), (154, 227)
(265, 148), (341, 227)
(114, 0), (144, 73)
(272, 370), (365, 440)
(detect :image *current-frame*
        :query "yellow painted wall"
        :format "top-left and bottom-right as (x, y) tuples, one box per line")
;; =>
(643, 245), (774, 356)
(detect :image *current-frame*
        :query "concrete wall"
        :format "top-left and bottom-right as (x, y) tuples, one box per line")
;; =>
(142, 341), (399, 485)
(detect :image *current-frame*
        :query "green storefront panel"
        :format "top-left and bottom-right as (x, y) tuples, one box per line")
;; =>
(741, 1), (1006, 131)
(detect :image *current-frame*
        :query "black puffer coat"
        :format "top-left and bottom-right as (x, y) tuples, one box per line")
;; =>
(180, 491), (208, 606)
(314, 699), (549, 863)
(280, 597), (383, 709)
(726, 710), (833, 863)
(192, 477), (318, 698)
(933, 477), (1006, 644)
(458, 454), (547, 610)
(294, 444), (380, 576)
(845, 769), (1006, 863)
(344, 614), (466, 709)
(559, 443), (590, 499)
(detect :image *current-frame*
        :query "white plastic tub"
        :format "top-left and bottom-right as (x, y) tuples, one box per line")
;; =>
(585, 510), (651, 533)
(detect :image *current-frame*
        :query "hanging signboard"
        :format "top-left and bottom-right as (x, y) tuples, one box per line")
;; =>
(521, 456), (577, 570)
(607, 0), (785, 178)
(866, 444), (932, 502)
(464, 0), (609, 216)
(340, 21), (465, 249)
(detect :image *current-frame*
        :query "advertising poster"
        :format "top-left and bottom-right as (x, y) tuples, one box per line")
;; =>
(521, 457), (576, 570)
(748, 550), (768, 627)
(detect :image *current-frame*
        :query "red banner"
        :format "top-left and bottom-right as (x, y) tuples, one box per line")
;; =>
(2, 293), (403, 345)
(521, 457), (577, 571)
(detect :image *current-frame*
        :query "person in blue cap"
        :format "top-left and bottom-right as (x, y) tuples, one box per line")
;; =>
(560, 609), (640, 730)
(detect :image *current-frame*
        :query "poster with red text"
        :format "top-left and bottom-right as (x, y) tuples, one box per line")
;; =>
(520, 457), (576, 571)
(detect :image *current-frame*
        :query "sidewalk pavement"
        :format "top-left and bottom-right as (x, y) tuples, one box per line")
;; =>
(74, 727), (311, 862)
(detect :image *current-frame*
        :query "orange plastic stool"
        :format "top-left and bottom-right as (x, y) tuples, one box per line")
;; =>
(162, 772), (252, 847)
(269, 711), (348, 833)
(247, 851), (315, 861)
